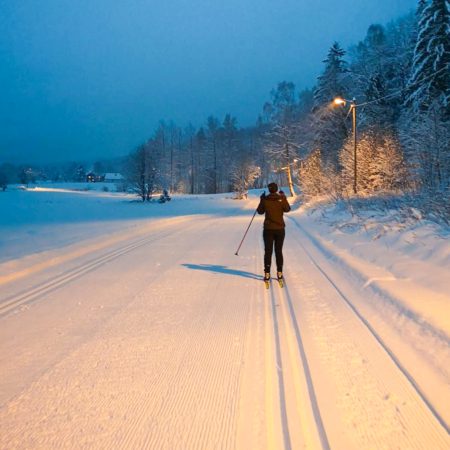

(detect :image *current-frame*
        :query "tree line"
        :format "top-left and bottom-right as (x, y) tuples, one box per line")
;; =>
(126, 0), (449, 207)
(2, 0), (447, 212)
(0, 159), (125, 188)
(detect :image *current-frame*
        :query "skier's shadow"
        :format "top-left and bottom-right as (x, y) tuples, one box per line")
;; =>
(181, 264), (261, 280)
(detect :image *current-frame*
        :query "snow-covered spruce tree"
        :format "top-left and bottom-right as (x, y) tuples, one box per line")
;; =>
(263, 81), (300, 196)
(349, 24), (403, 129)
(339, 131), (409, 195)
(374, 134), (410, 192)
(401, 0), (450, 191)
(405, 0), (450, 114)
(313, 42), (350, 171)
(400, 106), (450, 190)
(383, 11), (417, 109)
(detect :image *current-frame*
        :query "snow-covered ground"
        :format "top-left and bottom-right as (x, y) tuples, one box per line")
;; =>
(0, 184), (449, 449)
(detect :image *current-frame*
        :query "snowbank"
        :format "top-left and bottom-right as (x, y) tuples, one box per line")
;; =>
(291, 198), (450, 337)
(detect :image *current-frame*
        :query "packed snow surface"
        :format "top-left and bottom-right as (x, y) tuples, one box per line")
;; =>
(0, 184), (449, 449)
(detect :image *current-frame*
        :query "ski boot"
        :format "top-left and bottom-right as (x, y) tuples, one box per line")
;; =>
(264, 272), (271, 289)
(277, 271), (284, 288)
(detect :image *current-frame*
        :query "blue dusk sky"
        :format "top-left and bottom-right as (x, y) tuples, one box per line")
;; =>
(0, 0), (418, 164)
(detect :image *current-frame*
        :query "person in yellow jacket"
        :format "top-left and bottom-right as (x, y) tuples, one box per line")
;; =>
(257, 182), (291, 282)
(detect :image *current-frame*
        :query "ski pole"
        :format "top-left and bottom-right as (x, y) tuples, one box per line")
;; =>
(234, 207), (259, 256)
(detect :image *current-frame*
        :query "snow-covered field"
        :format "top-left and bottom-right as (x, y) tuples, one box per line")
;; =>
(0, 184), (449, 449)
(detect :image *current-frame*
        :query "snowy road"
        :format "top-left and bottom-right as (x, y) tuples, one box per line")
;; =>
(0, 194), (449, 449)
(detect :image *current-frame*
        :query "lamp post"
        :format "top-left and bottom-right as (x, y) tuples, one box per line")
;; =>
(279, 158), (299, 197)
(334, 97), (358, 194)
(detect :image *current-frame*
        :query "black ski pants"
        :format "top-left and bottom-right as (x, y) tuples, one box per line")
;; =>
(263, 228), (285, 273)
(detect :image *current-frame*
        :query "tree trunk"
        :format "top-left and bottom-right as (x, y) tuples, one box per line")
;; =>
(285, 165), (295, 197)
(284, 142), (295, 197)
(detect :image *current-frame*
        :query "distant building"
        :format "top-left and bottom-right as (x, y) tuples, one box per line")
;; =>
(86, 172), (96, 182)
(86, 172), (105, 182)
(104, 173), (124, 183)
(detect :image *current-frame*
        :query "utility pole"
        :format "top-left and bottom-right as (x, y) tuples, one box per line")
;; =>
(334, 97), (358, 194)
(351, 99), (357, 194)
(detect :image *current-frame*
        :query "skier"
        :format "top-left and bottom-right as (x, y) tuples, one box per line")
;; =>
(257, 182), (291, 286)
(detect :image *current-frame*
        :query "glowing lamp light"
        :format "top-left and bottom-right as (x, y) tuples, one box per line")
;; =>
(333, 97), (346, 106)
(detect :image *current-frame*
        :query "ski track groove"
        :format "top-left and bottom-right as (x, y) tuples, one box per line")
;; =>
(278, 282), (331, 450)
(289, 216), (450, 349)
(260, 264), (331, 449)
(289, 216), (450, 436)
(252, 240), (278, 448)
(0, 247), (192, 412)
(257, 229), (335, 450)
(2, 216), (247, 449)
(285, 217), (449, 448)
(0, 224), (192, 317)
(267, 281), (292, 450)
(263, 282), (278, 449)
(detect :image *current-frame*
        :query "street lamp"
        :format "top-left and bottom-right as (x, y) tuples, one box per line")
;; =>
(334, 97), (358, 194)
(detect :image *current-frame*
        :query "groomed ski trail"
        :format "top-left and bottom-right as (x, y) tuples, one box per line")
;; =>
(0, 205), (448, 449)
(0, 214), (256, 449)
(281, 217), (449, 449)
